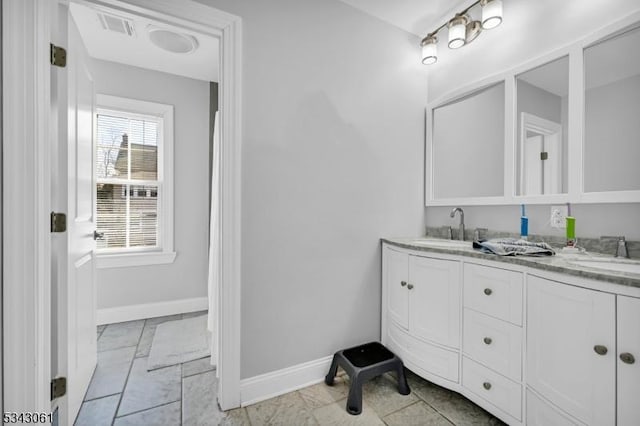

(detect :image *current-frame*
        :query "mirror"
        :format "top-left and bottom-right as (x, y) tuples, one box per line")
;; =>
(432, 82), (505, 199)
(515, 56), (569, 196)
(584, 25), (640, 193)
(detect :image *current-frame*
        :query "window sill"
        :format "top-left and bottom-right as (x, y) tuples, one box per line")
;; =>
(96, 251), (177, 269)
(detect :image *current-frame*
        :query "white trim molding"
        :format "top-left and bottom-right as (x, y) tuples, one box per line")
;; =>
(4, 0), (243, 412)
(2, 0), (53, 413)
(96, 296), (208, 325)
(96, 251), (176, 268)
(240, 356), (334, 407)
(95, 94), (175, 262)
(75, 0), (244, 411)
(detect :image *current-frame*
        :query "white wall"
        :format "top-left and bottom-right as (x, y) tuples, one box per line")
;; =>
(196, 0), (428, 378)
(426, 0), (640, 240)
(92, 59), (211, 309)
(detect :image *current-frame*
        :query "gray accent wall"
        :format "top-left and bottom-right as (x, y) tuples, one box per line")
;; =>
(92, 59), (210, 309)
(196, 0), (428, 379)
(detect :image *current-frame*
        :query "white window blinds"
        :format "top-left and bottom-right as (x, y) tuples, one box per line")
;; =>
(96, 112), (161, 251)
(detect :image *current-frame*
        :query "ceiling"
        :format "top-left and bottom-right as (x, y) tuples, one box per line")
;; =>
(69, 2), (219, 82)
(337, 0), (470, 37)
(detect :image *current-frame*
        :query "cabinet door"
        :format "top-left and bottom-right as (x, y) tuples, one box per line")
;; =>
(408, 256), (460, 348)
(527, 276), (615, 426)
(617, 295), (640, 426)
(384, 246), (409, 329)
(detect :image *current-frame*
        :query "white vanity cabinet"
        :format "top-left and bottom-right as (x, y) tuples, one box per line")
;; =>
(616, 296), (640, 426)
(381, 241), (640, 425)
(461, 263), (524, 422)
(382, 245), (461, 384)
(526, 275), (616, 426)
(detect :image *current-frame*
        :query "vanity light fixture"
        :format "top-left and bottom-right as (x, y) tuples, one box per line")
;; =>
(448, 14), (469, 49)
(421, 34), (438, 64)
(420, 0), (504, 65)
(481, 0), (503, 29)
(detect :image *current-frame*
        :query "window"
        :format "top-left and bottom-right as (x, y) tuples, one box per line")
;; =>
(95, 95), (175, 268)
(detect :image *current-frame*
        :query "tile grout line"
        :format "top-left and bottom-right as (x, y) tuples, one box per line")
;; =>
(112, 399), (182, 422)
(110, 319), (146, 426)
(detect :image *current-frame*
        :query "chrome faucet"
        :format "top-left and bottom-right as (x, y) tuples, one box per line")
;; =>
(601, 236), (630, 258)
(450, 207), (465, 241)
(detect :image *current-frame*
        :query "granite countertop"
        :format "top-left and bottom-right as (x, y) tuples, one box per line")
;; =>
(381, 237), (640, 289)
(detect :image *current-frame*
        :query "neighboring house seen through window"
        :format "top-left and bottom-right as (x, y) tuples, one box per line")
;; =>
(95, 95), (175, 268)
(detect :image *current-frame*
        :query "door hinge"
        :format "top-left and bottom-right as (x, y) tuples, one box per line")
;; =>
(51, 212), (67, 233)
(50, 43), (67, 67)
(51, 377), (67, 400)
(540, 151), (548, 161)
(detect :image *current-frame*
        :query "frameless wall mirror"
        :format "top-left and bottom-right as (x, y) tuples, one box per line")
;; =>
(432, 82), (505, 199)
(584, 24), (640, 193)
(515, 56), (569, 196)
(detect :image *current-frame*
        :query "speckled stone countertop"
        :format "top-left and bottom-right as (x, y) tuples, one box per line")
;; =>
(381, 237), (640, 289)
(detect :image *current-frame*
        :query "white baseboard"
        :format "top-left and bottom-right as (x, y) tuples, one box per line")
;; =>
(97, 297), (208, 325)
(240, 355), (334, 406)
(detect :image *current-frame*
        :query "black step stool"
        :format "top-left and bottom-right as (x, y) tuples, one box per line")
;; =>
(324, 341), (410, 415)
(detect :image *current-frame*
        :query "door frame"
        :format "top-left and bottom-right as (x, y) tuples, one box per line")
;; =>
(2, 0), (243, 412)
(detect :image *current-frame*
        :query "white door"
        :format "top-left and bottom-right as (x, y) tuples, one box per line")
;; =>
(617, 295), (640, 426)
(384, 247), (409, 329)
(527, 276), (615, 426)
(408, 256), (460, 348)
(53, 6), (98, 424)
(523, 134), (543, 195)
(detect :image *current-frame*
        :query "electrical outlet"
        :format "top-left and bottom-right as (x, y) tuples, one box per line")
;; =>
(550, 205), (568, 228)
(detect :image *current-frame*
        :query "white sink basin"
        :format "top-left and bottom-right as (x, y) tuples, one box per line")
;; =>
(569, 259), (640, 274)
(411, 239), (473, 249)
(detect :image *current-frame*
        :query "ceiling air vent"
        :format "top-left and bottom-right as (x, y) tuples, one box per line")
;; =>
(97, 12), (136, 37)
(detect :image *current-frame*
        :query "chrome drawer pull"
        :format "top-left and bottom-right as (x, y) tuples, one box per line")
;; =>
(400, 281), (407, 287)
(484, 288), (492, 295)
(483, 337), (492, 345)
(407, 283), (414, 290)
(483, 382), (492, 390)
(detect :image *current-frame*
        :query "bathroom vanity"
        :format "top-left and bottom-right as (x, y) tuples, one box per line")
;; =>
(381, 238), (640, 426)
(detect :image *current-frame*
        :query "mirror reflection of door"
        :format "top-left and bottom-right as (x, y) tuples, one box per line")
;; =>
(515, 55), (569, 196)
(521, 113), (562, 195)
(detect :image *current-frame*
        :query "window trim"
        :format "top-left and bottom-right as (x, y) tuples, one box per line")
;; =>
(94, 94), (175, 268)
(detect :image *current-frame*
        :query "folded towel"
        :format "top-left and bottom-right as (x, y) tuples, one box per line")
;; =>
(473, 238), (555, 256)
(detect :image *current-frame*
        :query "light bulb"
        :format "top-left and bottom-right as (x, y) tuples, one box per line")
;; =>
(448, 15), (468, 49)
(481, 0), (503, 30)
(421, 35), (438, 65)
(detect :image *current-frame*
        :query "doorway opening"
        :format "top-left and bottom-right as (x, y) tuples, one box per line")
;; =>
(2, 0), (242, 422)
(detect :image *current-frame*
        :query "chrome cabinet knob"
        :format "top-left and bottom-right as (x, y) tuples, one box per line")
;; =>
(620, 352), (635, 364)
(483, 382), (492, 390)
(594, 345), (608, 356)
(483, 337), (492, 345)
(400, 281), (407, 287)
(484, 288), (492, 296)
(93, 230), (105, 240)
(407, 284), (414, 290)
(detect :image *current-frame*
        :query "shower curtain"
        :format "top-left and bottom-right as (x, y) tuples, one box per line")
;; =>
(207, 110), (220, 373)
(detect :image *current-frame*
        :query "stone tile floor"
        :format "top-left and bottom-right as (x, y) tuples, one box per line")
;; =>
(78, 312), (505, 425)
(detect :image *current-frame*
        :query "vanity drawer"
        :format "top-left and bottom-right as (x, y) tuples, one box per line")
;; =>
(464, 263), (523, 325)
(463, 308), (522, 381)
(462, 357), (522, 420)
(388, 320), (459, 383)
